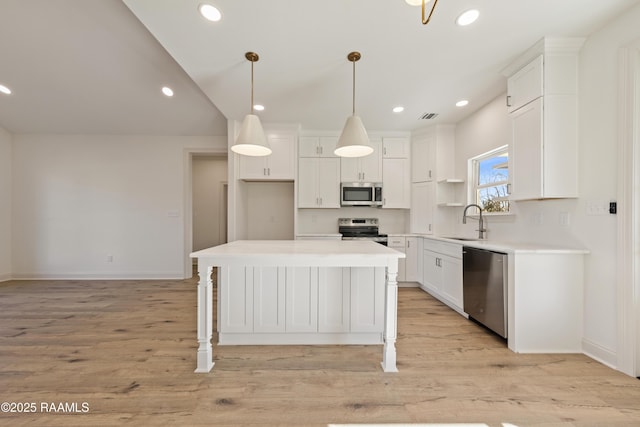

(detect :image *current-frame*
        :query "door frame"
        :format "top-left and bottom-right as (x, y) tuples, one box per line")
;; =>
(183, 148), (228, 279)
(617, 42), (640, 377)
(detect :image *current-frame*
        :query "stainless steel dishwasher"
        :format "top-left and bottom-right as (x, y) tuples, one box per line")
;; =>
(462, 247), (508, 338)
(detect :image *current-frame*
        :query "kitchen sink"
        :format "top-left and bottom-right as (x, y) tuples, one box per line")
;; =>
(441, 236), (481, 241)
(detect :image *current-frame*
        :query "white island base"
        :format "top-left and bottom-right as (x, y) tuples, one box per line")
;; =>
(190, 240), (405, 374)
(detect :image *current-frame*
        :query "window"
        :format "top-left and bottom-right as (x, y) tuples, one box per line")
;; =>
(469, 146), (510, 213)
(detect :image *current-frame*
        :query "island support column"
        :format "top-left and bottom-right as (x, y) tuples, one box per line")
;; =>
(381, 260), (399, 372)
(195, 262), (215, 373)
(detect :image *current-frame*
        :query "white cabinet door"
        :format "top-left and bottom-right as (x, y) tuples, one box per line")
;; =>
(383, 158), (410, 209)
(388, 236), (407, 282)
(410, 181), (434, 234)
(507, 54), (543, 113)
(318, 267), (350, 332)
(340, 138), (382, 182)
(219, 266), (253, 333)
(285, 267), (318, 332)
(299, 136), (338, 158)
(510, 97), (543, 201)
(350, 267), (385, 333)
(411, 133), (435, 182)
(298, 158), (340, 208)
(298, 158), (319, 208)
(440, 255), (463, 311)
(253, 267), (286, 333)
(421, 250), (439, 294)
(239, 135), (295, 180)
(382, 137), (409, 158)
(316, 158), (340, 208)
(405, 237), (419, 282)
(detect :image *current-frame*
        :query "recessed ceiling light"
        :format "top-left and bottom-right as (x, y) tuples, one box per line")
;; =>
(405, 0), (428, 6)
(199, 3), (222, 22)
(456, 100), (469, 107)
(456, 9), (479, 26)
(162, 86), (174, 97)
(0, 84), (11, 95)
(253, 104), (265, 111)
(392, 106), (405, 113)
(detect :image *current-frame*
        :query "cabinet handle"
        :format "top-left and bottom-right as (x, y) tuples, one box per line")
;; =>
(320, 197), (323, 205)
(407, 240), (410, 248)
(263, 168), (267, 176)
(384, 147), (387, 155)
(268, 168), (271, 176)
(320, 146), (323, 155)
(428, 170), (432, 179)
(428, 224), (432, 232)
(506, 95), (512, 107)
(507, 183), (512, 194)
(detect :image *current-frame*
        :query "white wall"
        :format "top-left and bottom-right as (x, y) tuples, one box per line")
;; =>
(0, 126), (12, 281)
(297, 208), (408, 236)
(12, 134), (226, 279)
(192, 156), (228, 251)
(246, 182), (295, 240)
(453, 2), (640, 368)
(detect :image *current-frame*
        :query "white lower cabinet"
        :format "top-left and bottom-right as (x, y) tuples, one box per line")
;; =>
(219, 265), (384, 341)
(388, 236), (419, 283)
(420, 239), (464, 314)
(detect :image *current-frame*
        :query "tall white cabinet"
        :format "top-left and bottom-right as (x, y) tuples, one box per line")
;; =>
(298, 136), (340, 208)
(410, 125), (455, 234)
(503, 37), (585, 201)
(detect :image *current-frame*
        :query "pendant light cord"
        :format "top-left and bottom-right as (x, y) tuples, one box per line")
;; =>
(352, 59), (356, 116)
(250, 59), (254, 114)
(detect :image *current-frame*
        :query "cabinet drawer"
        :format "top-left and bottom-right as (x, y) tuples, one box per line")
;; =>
(388, 236), (406, 247)
(423, 239), (462, 259)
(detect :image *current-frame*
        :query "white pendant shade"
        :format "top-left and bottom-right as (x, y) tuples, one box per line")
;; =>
(335, 115), (373, 157)
(232, 114), (271, 156)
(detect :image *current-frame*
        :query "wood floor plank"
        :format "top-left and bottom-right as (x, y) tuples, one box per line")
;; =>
(1, 278), (639, 426)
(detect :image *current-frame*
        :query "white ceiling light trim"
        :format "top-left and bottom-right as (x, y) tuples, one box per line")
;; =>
(456, 9), (479, 26)
(161, 86), (174, 97)
(335, 51), (373, 158)
(253, 104), (265, 111)
(455, 99), (469, 107)
(0, 84), (11, 95)
(199, 3), (222, 22)
(393, 106), (405, 113)
(231, 52), (271, 157)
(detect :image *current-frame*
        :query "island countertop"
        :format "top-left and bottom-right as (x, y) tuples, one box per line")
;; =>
(190, 239), (406, 265)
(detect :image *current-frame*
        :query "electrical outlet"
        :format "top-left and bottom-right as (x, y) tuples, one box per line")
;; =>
(106, 254), (114, 263)
(559, 212), (570, 226)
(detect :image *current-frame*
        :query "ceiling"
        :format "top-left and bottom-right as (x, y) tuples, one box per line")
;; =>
(1, 0), (638, 136)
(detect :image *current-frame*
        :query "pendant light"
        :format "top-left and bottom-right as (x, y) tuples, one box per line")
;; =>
(335, 51), (373, 158)
(231, 52), (271, 156)
(405, 0), (439, 26)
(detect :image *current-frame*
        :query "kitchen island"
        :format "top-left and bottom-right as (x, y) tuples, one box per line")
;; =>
(190, 240), (406, 373)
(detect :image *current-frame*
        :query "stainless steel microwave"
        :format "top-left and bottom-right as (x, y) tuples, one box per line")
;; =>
(340, 182), (383, 207)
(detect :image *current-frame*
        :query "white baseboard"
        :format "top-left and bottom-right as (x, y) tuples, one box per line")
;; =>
(9, 271), (186, 280)
(582, 338), (617, 369)
(0, 272), (11, 282)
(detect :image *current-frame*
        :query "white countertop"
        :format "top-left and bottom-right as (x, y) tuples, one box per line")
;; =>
(191, 240), (406, 267)
(420, 234), (589, 254)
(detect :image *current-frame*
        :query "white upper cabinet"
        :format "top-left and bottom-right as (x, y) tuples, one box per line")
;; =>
(298, 157), (340, 208)
(382, 158), (410, 209)
(340, 138), (382, 182)
(382, 137), (410, 158)
(503, 37), (584, 200)
(507, 55), (543, 113)
(239, 134), (296, 180)
(411, 125), (454, 183)
(299, 136), (338, 158)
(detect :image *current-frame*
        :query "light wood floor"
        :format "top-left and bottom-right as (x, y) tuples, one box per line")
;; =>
(1, 274), (639, 427)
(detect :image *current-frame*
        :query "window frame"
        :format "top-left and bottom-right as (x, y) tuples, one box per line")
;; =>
(467, 145), (511, 215)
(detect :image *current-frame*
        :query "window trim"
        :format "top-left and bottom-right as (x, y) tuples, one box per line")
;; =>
(467, 145), (511, 215)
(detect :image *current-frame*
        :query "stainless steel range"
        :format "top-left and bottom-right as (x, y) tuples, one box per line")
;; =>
(338, 218), (388, 246)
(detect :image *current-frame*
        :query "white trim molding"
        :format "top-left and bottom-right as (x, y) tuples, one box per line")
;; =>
(616, 44), (640, 377)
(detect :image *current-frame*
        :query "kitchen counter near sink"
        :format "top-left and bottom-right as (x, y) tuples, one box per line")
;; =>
(428, 235), (590, 255)
(417, 235), (589, 354)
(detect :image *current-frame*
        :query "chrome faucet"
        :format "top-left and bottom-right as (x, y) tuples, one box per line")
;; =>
(463, 204), (486, 240)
